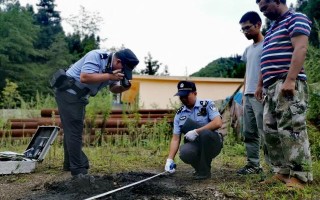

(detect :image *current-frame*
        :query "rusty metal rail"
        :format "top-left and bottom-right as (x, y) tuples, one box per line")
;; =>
(0, 109), (174, 138)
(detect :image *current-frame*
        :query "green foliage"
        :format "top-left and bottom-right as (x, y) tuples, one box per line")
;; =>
(1, 117), (319, 199)
(0, 3), (40, 96)
(296, 0), (320, 47)
(19, 91), (57, 110)
(0, 1), (102, 101)
(33, 0), (63, 49)
(191, 55), (245, 78)
(305, 41), (320, 126)
(64, 5), (102, 60)
(0, 79), (21, 108)
(86, 89), (113, 122)
(84, 89), (113, 145)
(308, 124), (320, 160)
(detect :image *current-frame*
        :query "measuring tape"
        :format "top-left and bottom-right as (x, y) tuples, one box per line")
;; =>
(84, 171), (168, 200)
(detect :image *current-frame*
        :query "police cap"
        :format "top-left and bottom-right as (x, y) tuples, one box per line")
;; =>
(174, 81), (197, 96)
(116, 48), (139, 79)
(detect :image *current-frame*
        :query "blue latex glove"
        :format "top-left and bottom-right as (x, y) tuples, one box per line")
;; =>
(165, 158), (176, 173)
(184, 129), (198, 141)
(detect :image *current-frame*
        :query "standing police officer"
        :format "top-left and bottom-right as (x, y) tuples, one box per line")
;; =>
(53, 48), (139, 177)
(164, 81), (223, 180)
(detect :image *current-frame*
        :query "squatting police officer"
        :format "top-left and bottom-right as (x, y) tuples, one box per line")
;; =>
(53, 48), (139, 177)
(164, 81), (223, 180)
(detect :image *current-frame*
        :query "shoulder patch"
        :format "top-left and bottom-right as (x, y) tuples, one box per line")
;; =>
(176, 106), (184, 114)
(99, 53), (108, 59)
(210, 104), (217, 112)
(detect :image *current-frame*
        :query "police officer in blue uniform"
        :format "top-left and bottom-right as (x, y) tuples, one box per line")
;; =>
(53, 48), (139, 177)
(164, 81), (223, 180)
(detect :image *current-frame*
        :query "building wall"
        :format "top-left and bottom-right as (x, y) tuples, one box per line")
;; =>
(121, 75), (244, 109)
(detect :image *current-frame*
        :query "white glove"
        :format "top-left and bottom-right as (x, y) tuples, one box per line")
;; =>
(184, 129), (198, 141)
(164, 158), (176, 173)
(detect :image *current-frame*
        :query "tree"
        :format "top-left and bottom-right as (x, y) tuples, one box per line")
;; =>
(0, 3), (41, 99)
(34, 0), (64, 50)
(65, 6), (103, 41)
(140, 52), (161, 75)
(0, 79), (21, 108)
(301, 0), (320, 47)
(191, 55), (244, 78)
(64, 6), (103, 60)
(159, 65), (170, 76)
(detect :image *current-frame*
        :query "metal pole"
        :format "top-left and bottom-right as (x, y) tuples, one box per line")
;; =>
(84, 171), (167, 200)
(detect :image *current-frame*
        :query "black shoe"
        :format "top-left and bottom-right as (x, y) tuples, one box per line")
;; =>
(194, 173), (211, 180)
(72, 173), (95, 183)
(192, 170), (199, 177)
(237, 165), (263, 175)
(64, 164), (89, 171)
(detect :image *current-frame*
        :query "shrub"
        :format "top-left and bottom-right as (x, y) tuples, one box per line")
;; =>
(305, 45), (320, 126)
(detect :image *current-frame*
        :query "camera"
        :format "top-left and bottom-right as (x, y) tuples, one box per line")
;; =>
(120, 73), (131, 88)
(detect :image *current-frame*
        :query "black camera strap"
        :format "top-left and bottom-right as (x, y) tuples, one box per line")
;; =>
(102, 53), (113, 74)
(93, 52), (113, 95)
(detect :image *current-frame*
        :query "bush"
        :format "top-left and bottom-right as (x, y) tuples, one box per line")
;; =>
(305, 45), (320, 126)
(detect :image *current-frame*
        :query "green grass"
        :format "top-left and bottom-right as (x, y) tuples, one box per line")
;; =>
(0, 110), (319, 199)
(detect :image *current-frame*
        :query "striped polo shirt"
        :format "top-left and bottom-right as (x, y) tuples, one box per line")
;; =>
(260, 10), (312, 88)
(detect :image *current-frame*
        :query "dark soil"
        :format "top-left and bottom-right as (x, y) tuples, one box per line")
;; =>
(25, 172), (192, 200)
(21, 170), (227, 200)
(0, 164), (230, 200)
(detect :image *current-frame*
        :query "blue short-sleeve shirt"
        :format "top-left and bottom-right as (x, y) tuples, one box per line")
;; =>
(66, 49), (118, 95)
(173, 99), (221, 135)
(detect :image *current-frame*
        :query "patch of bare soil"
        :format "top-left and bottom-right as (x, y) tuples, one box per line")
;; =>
(0, 164), (232, 200)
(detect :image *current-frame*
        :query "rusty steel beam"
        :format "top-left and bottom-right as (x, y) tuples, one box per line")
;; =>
(41, 109), (174, 117)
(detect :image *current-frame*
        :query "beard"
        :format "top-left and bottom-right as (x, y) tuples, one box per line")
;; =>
(245, 34), (253, 40)
(264, 11), (280, 21)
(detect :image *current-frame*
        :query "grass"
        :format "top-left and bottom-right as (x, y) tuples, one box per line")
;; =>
(1, 122), (319, 199)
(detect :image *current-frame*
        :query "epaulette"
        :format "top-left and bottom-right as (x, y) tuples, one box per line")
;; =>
(200, 100), (208, 107)
(176, 106), (184, 114)
(99, 53), (108, 59)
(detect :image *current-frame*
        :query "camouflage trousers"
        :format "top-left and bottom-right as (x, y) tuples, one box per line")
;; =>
(263, 79), (313, 182)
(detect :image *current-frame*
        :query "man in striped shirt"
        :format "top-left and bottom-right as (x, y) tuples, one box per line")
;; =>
(255, 0), (313, 189)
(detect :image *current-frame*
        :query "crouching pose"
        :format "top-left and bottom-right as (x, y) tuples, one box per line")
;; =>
(164, 81), (223, 180)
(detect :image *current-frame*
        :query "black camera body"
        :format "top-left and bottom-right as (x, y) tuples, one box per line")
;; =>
(103, 53), (131, 89)
(120, 73), (131, 88)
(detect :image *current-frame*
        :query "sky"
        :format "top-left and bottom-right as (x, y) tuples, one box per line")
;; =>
(19, 0), (297, 76)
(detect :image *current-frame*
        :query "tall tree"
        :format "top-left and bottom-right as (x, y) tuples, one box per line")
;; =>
(300, 0), (320, 47)
(140, 52), (161, 75)
(65, 6), (103, 41)
(34, 0), (63, 50)
(0, 3), (41, 100)
(64, 6), (103, 60)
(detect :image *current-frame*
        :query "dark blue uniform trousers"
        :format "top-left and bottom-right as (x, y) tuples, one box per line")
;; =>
(55, 90), (89, 176)
(179, 119), (222, 175)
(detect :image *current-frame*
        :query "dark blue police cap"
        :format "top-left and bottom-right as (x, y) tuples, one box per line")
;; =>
(174, 81), (197, 96)
(116, 48), (139, 80)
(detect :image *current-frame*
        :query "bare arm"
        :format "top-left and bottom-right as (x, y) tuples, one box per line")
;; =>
(255, 72), (263, 101)
(80, 69), (124, 84)
(282, 35), (309, 96)
(109, 84), (130, 93)
(167, 134), (181, 159)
